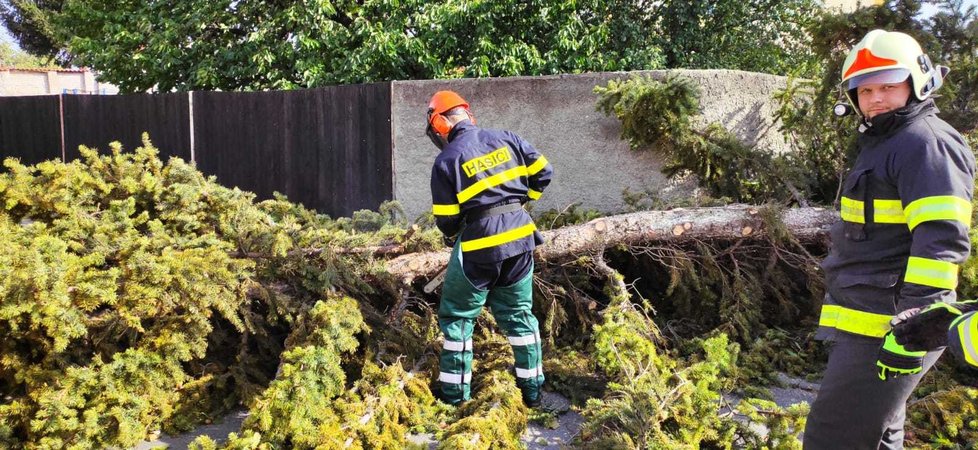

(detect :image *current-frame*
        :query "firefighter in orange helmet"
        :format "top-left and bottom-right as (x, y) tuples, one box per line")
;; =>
(426, 90), (553, 406)
(804, 30), (975, 449)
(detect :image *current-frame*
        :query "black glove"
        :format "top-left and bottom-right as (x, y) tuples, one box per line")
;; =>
(876, 331), (926, 381)
(442, 234), (457, 248)
(892, 301), (978, 352)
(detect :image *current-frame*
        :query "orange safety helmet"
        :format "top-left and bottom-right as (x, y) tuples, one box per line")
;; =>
(426, 90), (473, 149)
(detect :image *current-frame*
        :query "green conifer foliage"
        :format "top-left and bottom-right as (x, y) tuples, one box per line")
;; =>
(906, 386), (978, 448)
(0, 138), (264, 448)
(594, 75), (797, 204)
(1, 135), (454, 448)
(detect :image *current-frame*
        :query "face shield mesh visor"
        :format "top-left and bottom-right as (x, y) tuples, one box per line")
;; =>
(426, 109), (446, 150)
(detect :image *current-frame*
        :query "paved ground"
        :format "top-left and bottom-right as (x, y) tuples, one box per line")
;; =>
(133, 393), (583, 450)
(134, 374), (817, 449)
(133, 411), (249, 450)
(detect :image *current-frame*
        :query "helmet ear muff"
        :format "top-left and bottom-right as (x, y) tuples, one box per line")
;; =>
(429, 111), (453, 138)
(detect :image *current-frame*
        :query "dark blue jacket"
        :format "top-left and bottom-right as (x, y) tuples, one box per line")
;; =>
(430, 121), (553, 263)
(818, 100), (975, 341)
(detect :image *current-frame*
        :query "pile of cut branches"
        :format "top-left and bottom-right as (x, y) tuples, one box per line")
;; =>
(0, 139), (841, 449)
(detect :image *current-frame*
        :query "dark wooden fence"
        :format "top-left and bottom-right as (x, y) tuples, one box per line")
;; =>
(0, 96), (62, 164)
(194, 84), (392, 217)
(62, 92), (191, 161)
(0, 83), (392, 217)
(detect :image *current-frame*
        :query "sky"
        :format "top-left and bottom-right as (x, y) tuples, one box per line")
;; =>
(1, 0), (977, 53)
(921, 0), (978, 16)
(1, 24), (13, 47)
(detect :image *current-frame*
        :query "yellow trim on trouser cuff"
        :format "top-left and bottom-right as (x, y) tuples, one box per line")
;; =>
(527, 189), (542, 200)
(457, 165), (528, 203)
(460, 223), (537, 252)
(956, 314), (978, 367)
(818, 304), (892, 338)
(904, 195), (972, 230)
(527, 156), (549, 175)
(905, 256), (959, 290)
(840, 196), (865, 223)
(433, 203), (461, 216)
(873, 199), (906, 224)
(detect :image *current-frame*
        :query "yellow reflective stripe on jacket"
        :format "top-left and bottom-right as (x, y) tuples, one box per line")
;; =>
(873, 199), (906, 224)
(904, 195), (972, 231)
(840, 197), (865, 223)
(955, 314), (978, 367)
(527, 155), (549, 175)
(527, 189), (542, 200)
(457, 165), (529, 203)
(818, 304), (891, 338)
(904, 256), (959, 290)
(432, 203), (461, 216)
(460, 223), (536, 252)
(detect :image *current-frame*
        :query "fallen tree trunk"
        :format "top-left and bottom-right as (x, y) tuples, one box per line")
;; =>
(386, 205), (839, 283)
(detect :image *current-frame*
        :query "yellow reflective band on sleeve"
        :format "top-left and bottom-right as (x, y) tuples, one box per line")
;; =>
(456, 165), (529, 203)
(527, 155), (549, 175)
(904, 195), (972, 231)
(818, 304), (892, 338)
(955, 314), (978, 367)
(432, 203), (461, 216)
(873, 199), (906, 224)
(840, 196), (865, 224)
(460, 223), (537, 252)
(904, 256), (959, 290)
(527, 189), (542, 200)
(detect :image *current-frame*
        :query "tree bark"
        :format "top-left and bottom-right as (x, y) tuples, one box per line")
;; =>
(385, 205), (838, 283)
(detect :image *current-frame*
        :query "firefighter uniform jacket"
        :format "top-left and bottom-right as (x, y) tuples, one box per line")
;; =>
(430, 121), (553, 263)
(818, 99), (975, 341)
(949, 311), (978, 369)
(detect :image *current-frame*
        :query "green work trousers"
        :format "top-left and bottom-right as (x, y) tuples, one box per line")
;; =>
(438, 242), (544, 404)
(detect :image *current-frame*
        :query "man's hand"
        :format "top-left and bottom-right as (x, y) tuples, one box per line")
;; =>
(891, 301), (977, 352)
(876, 331), (925, 381)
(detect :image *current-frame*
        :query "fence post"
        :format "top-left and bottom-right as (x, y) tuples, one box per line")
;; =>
(188, 91), (195, 163)
(58, 94), (66, 162)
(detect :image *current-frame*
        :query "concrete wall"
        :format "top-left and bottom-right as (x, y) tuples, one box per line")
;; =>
(391, 69), (789, 220)
(0, 68), (119, 96)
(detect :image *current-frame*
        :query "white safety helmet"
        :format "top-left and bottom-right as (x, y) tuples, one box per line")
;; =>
(840, 29), (948, 116)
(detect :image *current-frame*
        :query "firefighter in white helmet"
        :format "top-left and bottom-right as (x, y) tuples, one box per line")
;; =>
(804, 29), (975, 449)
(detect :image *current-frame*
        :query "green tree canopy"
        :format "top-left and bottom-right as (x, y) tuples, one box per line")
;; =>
(58, 0), (661, 92)
(654, 0), (821, 76)
(56, 0), (819, 93)
(0, 39), (56, 67)
(0, 0), (66, 64)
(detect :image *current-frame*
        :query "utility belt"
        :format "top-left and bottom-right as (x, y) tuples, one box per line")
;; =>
(465, 200), (523, 225)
